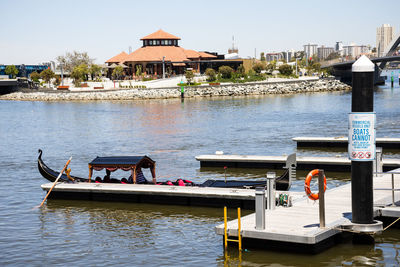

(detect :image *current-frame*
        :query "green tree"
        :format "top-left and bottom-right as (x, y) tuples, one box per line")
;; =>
(205, 68), (216, 82)
(5, 65), (18, 78)
(185, 70), (194, 84)
(218, 66), (233, 79)
(30, 71), (41, 82)
(112, 65), (124, 80)
(252, 62), (265, 74)
(89, 64), (102, 80)
(71, 64), (89, 86)
(278, 64), (293, 76)
(260, 52), (266, 61)
(56, 51), (94, 73)
(40, 69), (55, 87)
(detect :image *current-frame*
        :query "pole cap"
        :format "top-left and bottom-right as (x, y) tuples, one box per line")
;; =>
(352, 55), (374, 72)
(266, 172), (276, 179)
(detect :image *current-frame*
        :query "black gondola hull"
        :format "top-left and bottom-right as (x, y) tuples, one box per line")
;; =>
(38, 149), (290, 190)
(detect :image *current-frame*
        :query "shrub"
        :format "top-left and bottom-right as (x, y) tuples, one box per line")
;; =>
(247, 69), (256, 77)
(266, 62), (276, 73)
(252, 62), (265, 74)
(218, 66), (233, 79)
(278, 64), (293, 76)
(142, 77), (153, 81)
(185, 70), (194, 84)
(205, 68), (216, 82)
(237, 64), (245, 76)
(312, 62), (321, 72)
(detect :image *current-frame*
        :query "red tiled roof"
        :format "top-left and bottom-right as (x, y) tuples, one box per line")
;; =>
(123, 46), (218, 63)
(184, 49), (201, 59)
(141, 29), (180, 40)
(198, 52), (217, 59)
(105, 51), (128, 63)
(124, 46), (190, 62)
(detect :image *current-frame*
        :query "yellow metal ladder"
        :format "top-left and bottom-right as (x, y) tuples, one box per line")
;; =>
(224, 206), (242, 251)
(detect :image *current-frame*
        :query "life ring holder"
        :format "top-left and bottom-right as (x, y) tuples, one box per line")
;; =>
(304, 169), (326, 201)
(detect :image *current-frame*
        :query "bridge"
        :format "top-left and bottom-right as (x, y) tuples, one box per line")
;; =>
(325, 32), (400, 85)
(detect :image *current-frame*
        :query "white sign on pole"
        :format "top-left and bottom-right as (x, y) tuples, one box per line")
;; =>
(348, 112), (376, 161)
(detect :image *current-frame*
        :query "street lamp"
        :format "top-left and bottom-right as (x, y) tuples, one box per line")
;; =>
(60, 63), (64, 86)
(162, 56), (165, 79)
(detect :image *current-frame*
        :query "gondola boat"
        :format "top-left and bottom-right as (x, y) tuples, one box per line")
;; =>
(38, 149), (291, 191)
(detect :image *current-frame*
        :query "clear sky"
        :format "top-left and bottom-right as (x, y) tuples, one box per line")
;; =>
(0, 0), (398, 65)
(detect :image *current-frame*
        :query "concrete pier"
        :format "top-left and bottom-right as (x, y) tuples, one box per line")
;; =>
(216, 169), (400, 253)
(293, 136), (400, 149)
(40, 183), (303, 209)
(196, 154), (400, 172)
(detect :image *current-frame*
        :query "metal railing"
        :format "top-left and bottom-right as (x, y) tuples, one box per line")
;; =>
(373, 171), (400, 206)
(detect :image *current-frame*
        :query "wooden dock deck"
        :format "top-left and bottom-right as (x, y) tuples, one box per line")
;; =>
(215, 169), (400, 253)
(40, 183), (303, 209)
(293, 136), (400, 149)
(196, 154), (400, 172)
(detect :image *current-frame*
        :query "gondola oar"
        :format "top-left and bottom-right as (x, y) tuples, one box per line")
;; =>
(36, 157), (72, 208)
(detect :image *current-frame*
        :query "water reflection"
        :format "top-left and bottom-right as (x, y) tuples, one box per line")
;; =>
(1, 80), (400, 265)
(36, 200), (230, 266)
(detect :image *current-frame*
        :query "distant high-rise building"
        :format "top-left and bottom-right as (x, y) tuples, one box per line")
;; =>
(335, 41), (343, 54)
(343, 43), (369, 58)
(265, 52), (283, 62)
(317, 46), (335, 60)
(376, 24), (395, 57)
(303, 43), (318, 59)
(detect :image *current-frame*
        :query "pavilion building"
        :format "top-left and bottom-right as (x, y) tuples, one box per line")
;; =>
(106, 29), (244, 79)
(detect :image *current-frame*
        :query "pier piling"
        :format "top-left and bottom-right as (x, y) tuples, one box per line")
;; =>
(318, 169), (326, 228)
(350, 56), (375, 224)
(255, 187), (266, 230)
(266, 172), (276, 211)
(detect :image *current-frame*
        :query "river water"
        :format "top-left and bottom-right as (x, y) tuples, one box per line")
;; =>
(1, 76), (400, 266)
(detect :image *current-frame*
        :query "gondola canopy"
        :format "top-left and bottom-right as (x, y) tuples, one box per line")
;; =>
(89, 156), (155, 171)
(88, 155), (156, 184)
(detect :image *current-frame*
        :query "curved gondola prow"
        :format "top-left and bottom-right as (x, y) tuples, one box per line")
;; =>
(38, 149), (89, 183)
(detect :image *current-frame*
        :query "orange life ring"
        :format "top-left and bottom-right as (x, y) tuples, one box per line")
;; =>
(304, 169), (327, 201)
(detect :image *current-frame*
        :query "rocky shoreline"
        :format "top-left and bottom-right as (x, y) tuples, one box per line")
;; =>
(0, 78), (351, 101)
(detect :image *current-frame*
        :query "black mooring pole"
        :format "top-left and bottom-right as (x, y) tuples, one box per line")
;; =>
(350, 56), (375, 224)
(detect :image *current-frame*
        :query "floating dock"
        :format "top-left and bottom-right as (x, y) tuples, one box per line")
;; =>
(293, 136), (400, 149)
(216, 169), (400, 253)
(40, 183), (302, 209)
(196, 154), (400, 172)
